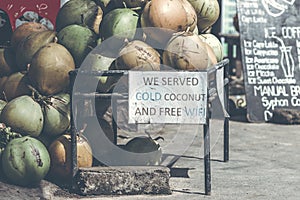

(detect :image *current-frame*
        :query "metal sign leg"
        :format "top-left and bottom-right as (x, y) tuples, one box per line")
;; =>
(224, 117), (229, 162)
(69, 71), (78, 188)
(224, 62), (230, 162)
(203, 117), (211, 195)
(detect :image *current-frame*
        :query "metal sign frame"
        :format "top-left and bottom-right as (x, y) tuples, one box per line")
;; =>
(69, 58), (230, 195)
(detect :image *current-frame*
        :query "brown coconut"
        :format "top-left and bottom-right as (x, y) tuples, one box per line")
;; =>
(0, 76), (8, 100)
(205, 43), (217, 67)
(15, 30), (57, 71)
(10, 22), (48, 51)
(48, 134), (93, 182)
(162, 32), (209, 70)
(2, 72), (31, 101)
(115, 40), (161, 70)
(0, 48), (17, 77)
(141, 0), (197, 44)
(27, 43), (75, 95)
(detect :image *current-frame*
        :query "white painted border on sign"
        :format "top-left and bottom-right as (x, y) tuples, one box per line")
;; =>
(128, 71), (208, 124)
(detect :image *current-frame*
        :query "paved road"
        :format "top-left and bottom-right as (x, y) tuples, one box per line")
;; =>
(1, 119), (300, 200)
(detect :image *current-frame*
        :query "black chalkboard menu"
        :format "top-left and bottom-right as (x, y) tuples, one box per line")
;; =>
(236, 0), (300, 122)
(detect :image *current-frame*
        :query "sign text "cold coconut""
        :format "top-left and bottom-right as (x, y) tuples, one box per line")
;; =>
(128, 71), (208, 124)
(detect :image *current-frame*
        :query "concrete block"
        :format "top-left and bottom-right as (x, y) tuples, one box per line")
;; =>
(75, 166), (172, 195)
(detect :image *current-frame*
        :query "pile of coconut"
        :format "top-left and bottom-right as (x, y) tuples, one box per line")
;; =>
(0, 0), (223, 188)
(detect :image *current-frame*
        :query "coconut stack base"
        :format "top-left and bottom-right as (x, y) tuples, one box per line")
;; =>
(74, 166), (171, 195)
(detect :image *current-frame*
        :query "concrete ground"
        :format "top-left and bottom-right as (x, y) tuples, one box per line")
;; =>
(1, 117), (300, 200)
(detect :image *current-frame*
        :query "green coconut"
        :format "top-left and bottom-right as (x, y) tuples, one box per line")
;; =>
(1, 136), (50, 186)
(112, 0), (149, 8)
(99, 8), (139, 41)
(199, 33), (223, 62)
(57, 24), (97, 67)
(0, 125), (22, 164)
(124, 136), (161, 153)
(55, 0), (103, 33)
(93, 0), (116, 15)
(79, 53), (115, 92)
(123, 136), (162, 165)
(0, 95), (44, 137)
(41, 93), (70, 137)
(0, 100), (7, 114)
(94, 0), (112, 8)
(187, 0), (220, 33)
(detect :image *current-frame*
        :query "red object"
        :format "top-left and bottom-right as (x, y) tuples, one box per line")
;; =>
(0, 0), (60, 30)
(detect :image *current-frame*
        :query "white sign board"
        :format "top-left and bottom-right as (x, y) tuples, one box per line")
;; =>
(128, 71), (208, 124)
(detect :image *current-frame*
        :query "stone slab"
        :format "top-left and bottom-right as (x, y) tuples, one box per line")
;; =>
(75, 166), (171, 196)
